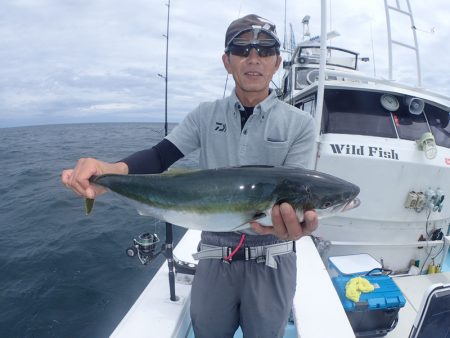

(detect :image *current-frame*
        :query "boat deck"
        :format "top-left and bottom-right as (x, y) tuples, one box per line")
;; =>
(111, 230), (450, 338)
(388, 272), (450, 337)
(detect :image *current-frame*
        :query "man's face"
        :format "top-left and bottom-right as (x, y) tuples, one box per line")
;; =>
(222, 31), (281, 101)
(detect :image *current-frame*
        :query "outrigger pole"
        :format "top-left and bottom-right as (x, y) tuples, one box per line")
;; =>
(163, 1), (170, 137)
(162, 0), (177, 302)
(311, 0), (327, 169)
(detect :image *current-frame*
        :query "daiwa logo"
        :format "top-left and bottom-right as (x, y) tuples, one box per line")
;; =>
(214, 122), (227, 132)
(330, 144), (399, 160)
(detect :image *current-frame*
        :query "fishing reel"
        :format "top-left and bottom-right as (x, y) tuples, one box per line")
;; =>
(126, 232), (164, 265)
(125, 231), (197, 282)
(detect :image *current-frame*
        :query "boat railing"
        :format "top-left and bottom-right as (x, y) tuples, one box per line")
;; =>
(294, 236), (356, 338)
(329, 238), (449, 248)
(323, 69), (450, 103)
(324, 236), (450, 276)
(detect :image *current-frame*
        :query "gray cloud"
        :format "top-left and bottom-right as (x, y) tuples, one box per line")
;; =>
(0, 0), (448, 128)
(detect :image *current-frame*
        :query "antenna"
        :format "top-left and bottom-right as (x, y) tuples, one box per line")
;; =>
(223, 6), (244, 97)
(283, 0), (287, 50)
(370, 21), (376, 77)
(223, 75), (229, 99)
(302, 15), (311, 41)
(413, 26), (436, 34)
(289, 23), (296, 53)
(329, 0), (332, 47)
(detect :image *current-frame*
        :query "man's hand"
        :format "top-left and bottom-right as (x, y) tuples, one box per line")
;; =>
(61, 158), (128, 199)
(250, 203), (318, 240)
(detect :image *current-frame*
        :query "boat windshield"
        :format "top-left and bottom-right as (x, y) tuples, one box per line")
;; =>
(297, 46), (358, 70)
(321, 89), (450, 148)
(426, 105), (450, 148)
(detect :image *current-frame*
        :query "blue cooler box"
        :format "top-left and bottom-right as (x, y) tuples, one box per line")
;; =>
(332, 274), (406, 337)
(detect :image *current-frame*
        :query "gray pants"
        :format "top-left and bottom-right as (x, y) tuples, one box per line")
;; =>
(190, 252), (297, 338)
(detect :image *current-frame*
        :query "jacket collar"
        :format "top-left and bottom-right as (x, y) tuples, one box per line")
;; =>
(228, 89), (278, 115)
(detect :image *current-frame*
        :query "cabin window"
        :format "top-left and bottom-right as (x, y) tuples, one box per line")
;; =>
(303, 100), (315, 114)
(297, 46), (358, 70)
(323, 89), (397, 137)
(295, 96), (316, 116)
(426, 105), (450, 148)
(322, 89), (450, 149)
(282, 75), (290, 99)
(295, 69), (311, 89)
(392, 109), (429, 141)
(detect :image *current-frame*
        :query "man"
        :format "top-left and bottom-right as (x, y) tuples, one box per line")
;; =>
(62, 14), (318, 338)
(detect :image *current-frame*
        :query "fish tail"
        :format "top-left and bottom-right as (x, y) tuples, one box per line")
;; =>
(85, 198), (95, 215)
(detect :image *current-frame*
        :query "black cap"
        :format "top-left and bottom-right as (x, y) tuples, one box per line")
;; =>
(225, 14), (280, 48)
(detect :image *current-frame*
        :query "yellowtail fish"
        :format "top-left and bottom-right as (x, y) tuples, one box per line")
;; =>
(86, 166), (360, 231)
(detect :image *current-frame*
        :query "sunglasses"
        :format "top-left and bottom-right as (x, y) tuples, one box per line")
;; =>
(226, 44), (279, 58)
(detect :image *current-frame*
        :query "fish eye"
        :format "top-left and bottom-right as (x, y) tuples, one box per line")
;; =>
(323, 201), (332, 208)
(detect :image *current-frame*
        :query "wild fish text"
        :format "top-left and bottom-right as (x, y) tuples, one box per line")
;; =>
(330, 144), (399, 160)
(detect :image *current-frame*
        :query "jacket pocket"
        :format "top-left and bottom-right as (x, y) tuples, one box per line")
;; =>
(260, 139), (290, 165)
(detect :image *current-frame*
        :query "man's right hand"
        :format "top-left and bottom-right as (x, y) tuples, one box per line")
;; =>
(61, 158), (128, 199)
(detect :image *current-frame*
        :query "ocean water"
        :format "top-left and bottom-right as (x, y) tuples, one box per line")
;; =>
(0, 123), (198, 338)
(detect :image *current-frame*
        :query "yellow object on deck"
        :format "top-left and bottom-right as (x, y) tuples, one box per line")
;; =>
(345, 277), (375, 302)
(427, 264), (437, 274)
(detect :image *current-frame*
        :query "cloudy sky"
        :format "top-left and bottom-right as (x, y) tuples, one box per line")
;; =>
(0, 0), (448, 128)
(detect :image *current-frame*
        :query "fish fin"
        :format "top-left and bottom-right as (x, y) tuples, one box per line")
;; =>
(161, 167), (196, 176)
(85, 198), (95, 215)
(250, 212), (267, 222)
(232, 223), (252, 231)
(232, 212), (268, 231)
(234, 165), (274, 169)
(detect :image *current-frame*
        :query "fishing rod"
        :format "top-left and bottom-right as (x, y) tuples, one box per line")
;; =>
(126, 0), (197, 303)
(162, 0), (178, 303)
(126, 0), (195, 301)
(163, 1), (170, 137)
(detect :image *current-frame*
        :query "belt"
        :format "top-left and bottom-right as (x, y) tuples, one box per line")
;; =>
(192, 241), (295, 269)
